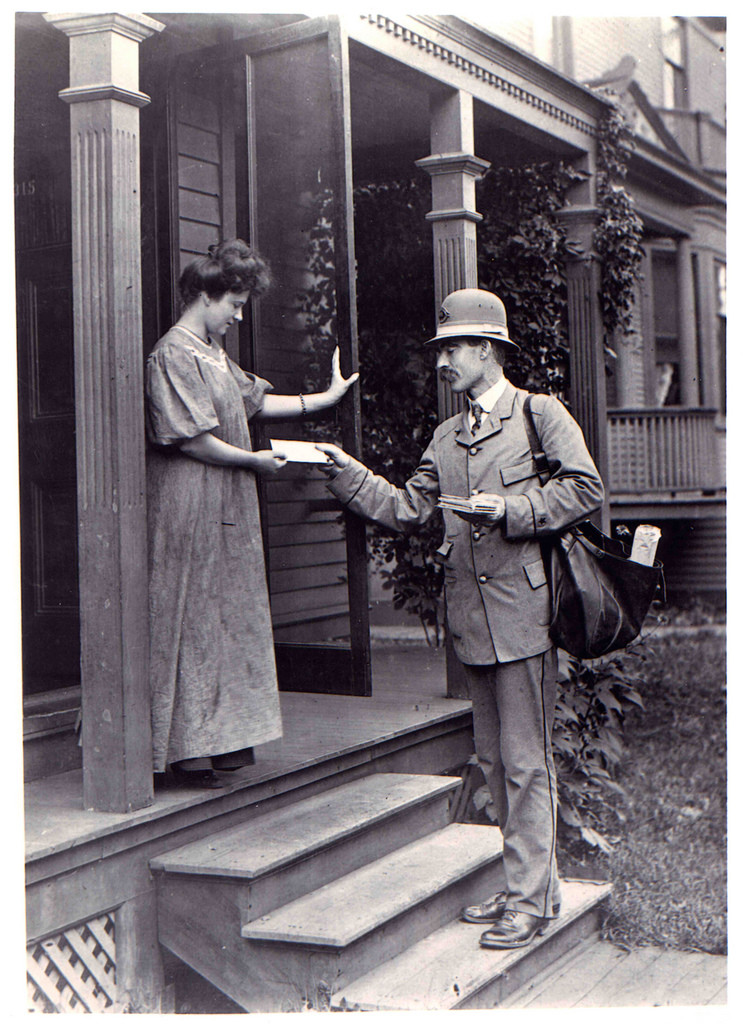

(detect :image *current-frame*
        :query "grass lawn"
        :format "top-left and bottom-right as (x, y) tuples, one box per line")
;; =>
(557, 627), (727, 955)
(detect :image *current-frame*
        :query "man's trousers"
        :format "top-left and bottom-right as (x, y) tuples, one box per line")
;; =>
(461, 647), (560, 919)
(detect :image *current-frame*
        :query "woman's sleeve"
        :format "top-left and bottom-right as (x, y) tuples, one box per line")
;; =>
(229, 361), (274, 420)
(146, 342), (220, 445)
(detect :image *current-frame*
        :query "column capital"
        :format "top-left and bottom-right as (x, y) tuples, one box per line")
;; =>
(558, 205), (601, 262)
(557, 205), (600, 228)
(415, 152), (491, 180)
(58, 84), (152, 108)
(425, 208), (483, 224)
(43, 12), (164, 42)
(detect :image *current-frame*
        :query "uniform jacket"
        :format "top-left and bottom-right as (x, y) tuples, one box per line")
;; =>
(327, 381), (604, 665)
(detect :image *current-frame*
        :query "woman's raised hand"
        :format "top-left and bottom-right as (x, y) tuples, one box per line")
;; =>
(325, 347), (360, 404)
(315, 443), (350, 469)
(251, 450), (288, 475)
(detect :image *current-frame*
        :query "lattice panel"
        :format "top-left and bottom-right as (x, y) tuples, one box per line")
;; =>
(27, 913), (117, 1013)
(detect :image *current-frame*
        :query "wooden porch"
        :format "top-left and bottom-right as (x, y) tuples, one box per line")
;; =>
(24, 642), (728, 1012)
(608, 407), (725, 511)
(24, 646), (472, 1011)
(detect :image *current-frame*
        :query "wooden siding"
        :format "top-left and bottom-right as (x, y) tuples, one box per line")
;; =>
(248, 36), (352, 642)
(174, 81), (223, 270)
(660, 519), (726, 595)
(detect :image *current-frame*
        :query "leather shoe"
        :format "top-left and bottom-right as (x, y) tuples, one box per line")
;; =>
(479, 909), (549, 949)
(462, 891), (560, 924)
(171, 763), (228, 789)
(461, 891), (508, 923)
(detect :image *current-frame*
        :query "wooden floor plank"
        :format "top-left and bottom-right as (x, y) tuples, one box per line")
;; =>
(664, 951), (728, 1006)
(525, 942), (729, 1010)
(25, 648), (460, 863)
(707, 984), (727, 1005)
(501, 935), (599, 1008)
(574, 945), (665, 1007)
(613, 949), (708, 1007)
(524, 939), (628, 1008)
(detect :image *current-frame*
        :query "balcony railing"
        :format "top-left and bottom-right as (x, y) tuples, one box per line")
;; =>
(608, 408), (723, 495)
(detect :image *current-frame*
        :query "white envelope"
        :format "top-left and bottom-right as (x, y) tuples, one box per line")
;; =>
(269, 439), (331, 464)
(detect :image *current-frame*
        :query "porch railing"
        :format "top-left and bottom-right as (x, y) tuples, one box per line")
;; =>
(607, 408), (723, 494)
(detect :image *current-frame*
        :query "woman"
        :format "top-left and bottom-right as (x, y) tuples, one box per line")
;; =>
(146, 239), (358, 787)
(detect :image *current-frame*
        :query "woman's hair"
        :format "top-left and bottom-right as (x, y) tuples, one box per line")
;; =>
(178, 239), (271, 309)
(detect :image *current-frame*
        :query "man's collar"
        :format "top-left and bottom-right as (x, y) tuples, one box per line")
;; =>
(468, 376), (508, 413)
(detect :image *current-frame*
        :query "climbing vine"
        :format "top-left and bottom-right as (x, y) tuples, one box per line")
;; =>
(593, 102), (645, 341)
(476, 160), (588, 397)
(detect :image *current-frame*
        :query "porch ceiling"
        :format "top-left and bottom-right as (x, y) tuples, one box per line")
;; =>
(147, 11), (306, 44)
(349, 40), (573, 185)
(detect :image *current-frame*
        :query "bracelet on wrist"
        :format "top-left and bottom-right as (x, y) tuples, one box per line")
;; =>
(299, 393), (307, 416)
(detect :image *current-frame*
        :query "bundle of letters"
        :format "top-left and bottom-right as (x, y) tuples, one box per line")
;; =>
(437, 494), (500, 515)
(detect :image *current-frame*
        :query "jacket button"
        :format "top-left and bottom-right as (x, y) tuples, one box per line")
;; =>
(473, 531), (481, 541)
(479, 574), (487, 583)
(469, 448), (479, 456)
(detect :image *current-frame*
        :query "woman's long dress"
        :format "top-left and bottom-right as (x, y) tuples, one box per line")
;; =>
(145, 327), (282, 772)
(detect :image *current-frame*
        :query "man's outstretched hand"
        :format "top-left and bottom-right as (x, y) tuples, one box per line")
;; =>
(315, 442), (351, 470)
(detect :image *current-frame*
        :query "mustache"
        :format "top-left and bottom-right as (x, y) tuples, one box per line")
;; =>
(439, 370), (458, 382)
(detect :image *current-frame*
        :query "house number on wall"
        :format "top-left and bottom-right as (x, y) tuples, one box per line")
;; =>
(15, 179), (36, 197)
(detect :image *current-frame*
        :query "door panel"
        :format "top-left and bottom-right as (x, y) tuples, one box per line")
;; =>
(16, 20), (79, 699)
(17, 246), (80, 695)
(245, 17), (371, 695)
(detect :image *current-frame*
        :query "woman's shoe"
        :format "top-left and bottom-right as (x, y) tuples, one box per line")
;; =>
(212, 747), (255, 770)
(171, 760), (228, 789)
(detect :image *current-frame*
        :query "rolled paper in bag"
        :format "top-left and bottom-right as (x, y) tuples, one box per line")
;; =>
(630, 525), (661, 566)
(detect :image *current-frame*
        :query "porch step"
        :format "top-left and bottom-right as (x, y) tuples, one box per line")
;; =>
(152, 772), (459, 921)
(243, 823), (504, 947)
(233, 823), (505, 1008)
(330, 879), (611, 1011)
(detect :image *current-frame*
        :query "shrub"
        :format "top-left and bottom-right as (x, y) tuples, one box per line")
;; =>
(553, 644), (646, 853)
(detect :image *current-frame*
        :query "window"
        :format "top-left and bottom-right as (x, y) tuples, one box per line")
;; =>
(652, 250), (681, 406)
(661, 17), (687, 109)
(716, 261), (726, 415)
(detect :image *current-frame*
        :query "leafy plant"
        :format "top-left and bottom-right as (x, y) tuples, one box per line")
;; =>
(353, 178), (444, 641)
(466, 642), (648, 849)
(299, 188), (339, 395)
(476, 161), (588, 397)
(553, 644), (646, 853)
(593, 102), (645, 343)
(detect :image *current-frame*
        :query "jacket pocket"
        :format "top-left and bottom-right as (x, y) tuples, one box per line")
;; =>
(524, 558), (547, 589)
(501, 458), (539, 487)
(435, 540), (453, 561)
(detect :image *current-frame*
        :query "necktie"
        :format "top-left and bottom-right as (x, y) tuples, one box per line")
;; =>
(470, 401), (484, 433)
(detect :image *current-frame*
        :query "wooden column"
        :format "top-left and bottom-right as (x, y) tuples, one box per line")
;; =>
(416, 90), (490, 421)
(676, 236), (701, 406)
(45, 12), (164, 812)
(558, 202), (611, 531)
(695, 248), (723, 411)
(416, 90), (489, 698)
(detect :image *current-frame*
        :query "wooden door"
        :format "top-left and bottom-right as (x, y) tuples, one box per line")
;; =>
(16, 19), (79, 697)
(244, 17), (371, 695)
(16, 247), (79, 696)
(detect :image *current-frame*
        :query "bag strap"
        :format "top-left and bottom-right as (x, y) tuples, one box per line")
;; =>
(523, 394), (551, 486)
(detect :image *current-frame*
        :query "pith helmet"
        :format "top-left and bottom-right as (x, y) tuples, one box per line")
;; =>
(427, 288), (520, 350)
